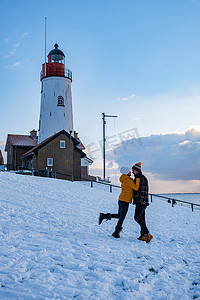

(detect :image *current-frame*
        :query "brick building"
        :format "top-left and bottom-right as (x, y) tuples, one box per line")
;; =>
(21, 130), (86, 180)
(5, 130), (38, 170)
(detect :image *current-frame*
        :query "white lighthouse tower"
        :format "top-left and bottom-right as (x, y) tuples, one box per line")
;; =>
(38, 43), (74, 144)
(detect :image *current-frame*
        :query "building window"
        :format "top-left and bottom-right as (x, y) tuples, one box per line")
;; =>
(47, 158), (53, 167)
(60, 140), (66, 148)
(57, 96), (64, 106)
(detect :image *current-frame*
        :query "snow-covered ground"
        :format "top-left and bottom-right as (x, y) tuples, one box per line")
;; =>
(0, 172), (199, 300)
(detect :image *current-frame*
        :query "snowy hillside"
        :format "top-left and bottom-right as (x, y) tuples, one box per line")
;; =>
(0, 172), (200, 300)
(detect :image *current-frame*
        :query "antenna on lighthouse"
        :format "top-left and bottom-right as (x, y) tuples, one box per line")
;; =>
(44, 17), (47, 63)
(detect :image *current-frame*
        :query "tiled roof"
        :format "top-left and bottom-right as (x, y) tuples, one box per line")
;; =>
(84, 156), (93, 163)
(21, 130), (86, 159)
(7, 134), (38, 147)
(21, 132), (58, 158)
(75, 137), (85, 150)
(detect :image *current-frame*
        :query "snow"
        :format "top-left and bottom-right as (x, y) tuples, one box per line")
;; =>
(0, 172), (200, 300)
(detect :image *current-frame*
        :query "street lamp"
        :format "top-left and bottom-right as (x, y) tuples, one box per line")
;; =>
(102, 112), (118, 181)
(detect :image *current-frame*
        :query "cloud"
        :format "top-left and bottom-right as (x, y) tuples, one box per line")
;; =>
(3, 32), (29, 58)
(9, 61), (21, 68)
(107, 128), (200, 181)
(0, 140), (5, 147)
(90, 164), (200, 193)
(10, 42), (21, 55)
(117, 93), (135, 101)
(20, 32), (28, 39)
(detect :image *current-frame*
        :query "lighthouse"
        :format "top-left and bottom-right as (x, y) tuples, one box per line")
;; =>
(38, 44), (74, 144)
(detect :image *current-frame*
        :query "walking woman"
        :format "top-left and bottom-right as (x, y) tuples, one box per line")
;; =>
(99, 166), (140, 238)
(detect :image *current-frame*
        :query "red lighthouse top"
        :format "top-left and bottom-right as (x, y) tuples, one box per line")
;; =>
(41, 44), (72, 81)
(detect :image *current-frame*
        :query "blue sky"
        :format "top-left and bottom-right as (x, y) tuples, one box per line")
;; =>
(1, 0), (200, 191)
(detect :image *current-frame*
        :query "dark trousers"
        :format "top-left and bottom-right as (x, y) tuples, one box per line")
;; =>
(134, 203), (149, 235)
(111, 200), (129, 232)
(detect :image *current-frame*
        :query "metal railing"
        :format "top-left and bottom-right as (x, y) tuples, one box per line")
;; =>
(16, 169), (200, 212)
(40, 68), (72, 81)
(148, 193), (200, 212)
(88, 181), (200, 212)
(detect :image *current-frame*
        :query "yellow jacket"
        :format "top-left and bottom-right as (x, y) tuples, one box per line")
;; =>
(118, 175), (140, 203)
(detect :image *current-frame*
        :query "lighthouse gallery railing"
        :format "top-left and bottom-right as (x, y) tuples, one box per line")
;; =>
(40, 68), (72, 81)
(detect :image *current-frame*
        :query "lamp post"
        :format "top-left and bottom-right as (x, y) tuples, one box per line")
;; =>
(102, 112), (118, 180)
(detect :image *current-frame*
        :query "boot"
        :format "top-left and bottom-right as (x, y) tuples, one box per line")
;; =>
(98, 213), (111, 225)
(139, 233), (153, 243)
(146, 233), (153, 243)
(112, 231), (120, 238)
(112, 226), (122, 238)
(138, 234), (148, 242)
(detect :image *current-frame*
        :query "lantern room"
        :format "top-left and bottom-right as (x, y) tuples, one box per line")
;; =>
(48, 43), (65, 63)
(41, 44), (72, 81)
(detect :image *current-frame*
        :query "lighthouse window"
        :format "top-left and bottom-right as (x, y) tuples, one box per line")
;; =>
(57, 96), (64, 106)
(47, 158), (53, 167)
(60, 140), (66, 148)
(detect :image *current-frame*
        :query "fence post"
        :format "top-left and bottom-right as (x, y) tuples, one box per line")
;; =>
(191, 203), (194, 212)
(150, 195), (153, 202)
(172, 199), (175, 207)
(110, 185), (112, 193)
(91, 181), (93, 188)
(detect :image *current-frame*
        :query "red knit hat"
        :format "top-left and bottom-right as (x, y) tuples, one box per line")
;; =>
(132, 162), (142, 172)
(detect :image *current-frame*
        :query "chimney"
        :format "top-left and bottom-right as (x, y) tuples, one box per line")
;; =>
(69, 130), (72, 141)
(30, 129), (37, 139)
(74, 131), (78, 139)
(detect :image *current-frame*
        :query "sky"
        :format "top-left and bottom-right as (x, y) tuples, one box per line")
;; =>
(0, 0), (200, 192)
